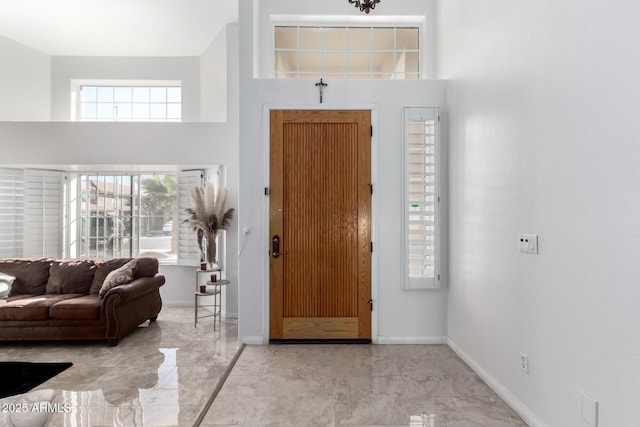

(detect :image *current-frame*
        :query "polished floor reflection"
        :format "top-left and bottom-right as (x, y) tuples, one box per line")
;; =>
(201, 344), (527, 426)
(0, 306), (238, 427)
(2, 310), (527, 427)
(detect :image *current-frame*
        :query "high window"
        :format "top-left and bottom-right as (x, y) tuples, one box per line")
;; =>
(404, 107), (439, 290)
(274, 26), (420, 79)
(79, 86), (182, 122)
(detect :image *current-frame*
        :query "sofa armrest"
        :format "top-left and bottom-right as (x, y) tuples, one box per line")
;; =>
(102, 274), (165, 343)
(102, 275), (165, 306)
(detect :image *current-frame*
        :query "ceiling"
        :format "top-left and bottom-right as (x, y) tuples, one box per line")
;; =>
(0, 0), (238, 57)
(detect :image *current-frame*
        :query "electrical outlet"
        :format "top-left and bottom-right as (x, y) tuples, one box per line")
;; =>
(518, 234), (538, 254)
(520, 352), (529, 374)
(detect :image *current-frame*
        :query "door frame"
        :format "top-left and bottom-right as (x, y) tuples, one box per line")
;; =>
(262, 104), (379, 344)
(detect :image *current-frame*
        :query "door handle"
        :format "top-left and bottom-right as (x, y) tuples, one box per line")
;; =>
(272, 235), (282, 258)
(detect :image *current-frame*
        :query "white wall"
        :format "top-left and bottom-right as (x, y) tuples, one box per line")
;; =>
(51, 56), (201, 121)
(237, 0), (447, 344)
(0, 36), (51, 121)
(201, 28), (228, 122)
(439, 1), (640, 426)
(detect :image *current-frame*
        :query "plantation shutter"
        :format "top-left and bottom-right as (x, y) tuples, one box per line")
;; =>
(404, 107), (439, 290)
(177, 170), (205, 266)
(0, 169), (24, 258)
(23, 170), (64, 258)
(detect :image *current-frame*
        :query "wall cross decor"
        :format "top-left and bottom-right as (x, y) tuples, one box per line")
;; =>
(315, 78), (327, 103)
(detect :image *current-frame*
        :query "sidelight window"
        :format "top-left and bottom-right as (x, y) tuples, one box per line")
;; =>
(404, 107), (439, 290)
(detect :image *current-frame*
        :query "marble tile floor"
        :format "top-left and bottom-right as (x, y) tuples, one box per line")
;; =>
(201, 344), (528, 427)
(0, 306), (239, 427)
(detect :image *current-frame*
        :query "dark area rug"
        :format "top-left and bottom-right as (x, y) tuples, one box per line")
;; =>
(0, 362), (72, 399)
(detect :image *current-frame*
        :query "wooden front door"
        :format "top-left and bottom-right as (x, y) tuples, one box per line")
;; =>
(270, 110), (371, 340)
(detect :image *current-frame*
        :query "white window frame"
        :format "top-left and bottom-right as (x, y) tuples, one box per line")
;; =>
(403, 107), (440, 290)
(70, 79), (182, 122)
(74, 173), (142, 260)
(273, 25), (420, 80)
(268, 15), (428, 79)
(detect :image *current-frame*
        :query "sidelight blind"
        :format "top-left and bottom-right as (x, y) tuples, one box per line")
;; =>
(404, 107), (439, 290)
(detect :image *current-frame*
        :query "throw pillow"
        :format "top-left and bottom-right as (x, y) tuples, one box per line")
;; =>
(99, 258), (138, 298)
(0, 272), (16, 299)
(45, 260), (97, 294)
(89, 258), (130, 294)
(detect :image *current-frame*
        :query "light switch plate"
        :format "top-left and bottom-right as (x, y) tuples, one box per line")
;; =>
(518, 234), (538, 254)
(580, 391), (598, 426)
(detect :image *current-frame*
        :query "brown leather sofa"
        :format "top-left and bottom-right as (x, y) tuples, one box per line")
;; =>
(0, 257), (164, 346)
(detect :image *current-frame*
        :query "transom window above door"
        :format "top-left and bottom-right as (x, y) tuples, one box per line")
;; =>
(274, 26), (420, 79)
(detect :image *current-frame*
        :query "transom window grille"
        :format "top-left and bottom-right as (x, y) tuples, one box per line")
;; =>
(274, 26), (419, 79)
(78, 174), (140, 259)
(80, 86), (181, 122)
(404, 107), (439, 290)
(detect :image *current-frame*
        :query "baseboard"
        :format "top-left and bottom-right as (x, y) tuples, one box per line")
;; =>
(446, 337), (548, 427)
(240, 336), (265, 345)
(377, 336), (447, 345)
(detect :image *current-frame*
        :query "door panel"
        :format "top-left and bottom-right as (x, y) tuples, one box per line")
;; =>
(270, 110), (371, 340)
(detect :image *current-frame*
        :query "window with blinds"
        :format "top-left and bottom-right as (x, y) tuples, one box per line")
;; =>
(0, 169), (25, 258)
(23, 170), (64, 258)
(177, 169), (221, 267)
(404, 107), (439, 290)
(0, 167), (218, 264)
(177, 170), (205, 266)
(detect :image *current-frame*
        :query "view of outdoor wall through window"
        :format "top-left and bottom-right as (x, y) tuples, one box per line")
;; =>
(274, 26), (419, 79)
(77, 174), (177, 262)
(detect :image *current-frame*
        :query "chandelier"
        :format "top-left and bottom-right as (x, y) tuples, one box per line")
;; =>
(348, 0), (381, 14)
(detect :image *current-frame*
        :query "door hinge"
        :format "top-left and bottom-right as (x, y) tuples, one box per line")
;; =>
(370, 242), (373, 252)
(368, 299), (373, 311)
(438, 274), (441, 280)
(370, 183), (373, 195)
(438, 196), (440, 203)
(438, 115), (441, 122)
(370, 126), (373, 137)
(264, 187), (270, 196)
